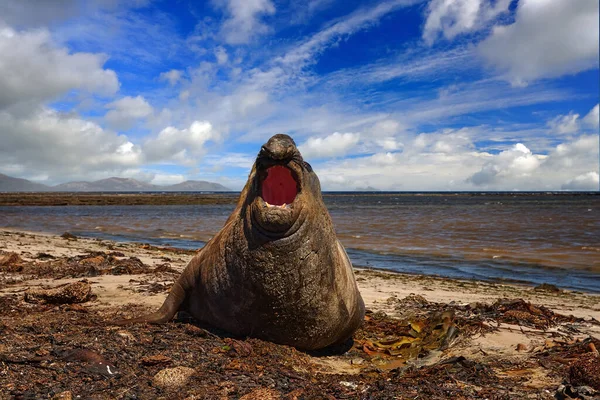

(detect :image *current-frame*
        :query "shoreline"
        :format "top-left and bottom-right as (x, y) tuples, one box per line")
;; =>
(1, 229), (599, 398)
(2, 226), (599, 293)
(1, 228), (598, 321)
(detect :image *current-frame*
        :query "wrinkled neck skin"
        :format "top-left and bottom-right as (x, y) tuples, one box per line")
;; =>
(236, 158), (332, 259)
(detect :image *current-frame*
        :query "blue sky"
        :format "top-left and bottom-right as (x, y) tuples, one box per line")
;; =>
(0, 0), (598, 190)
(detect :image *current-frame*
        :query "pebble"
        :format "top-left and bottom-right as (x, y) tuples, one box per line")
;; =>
(153, 366), (196, 389)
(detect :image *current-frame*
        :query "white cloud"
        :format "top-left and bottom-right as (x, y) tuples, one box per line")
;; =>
(217, 0), (276, 44)
(215, 46), (229, 65)
(479, 0), (599, 86)
(274, 0), (417, 75)
(0, 0), (150, 28)
(299, 132), (361, 159)
(376, 137), (402, 151)
(562, 171), (599, 191)
(0, 107), (142, 183)
(149, 173), (187, 186)
(423, 0), (511, 45)
(235, 91), (269, 116)
(105, 95), (153, 130)
(468, 135), (599, 190)
(468, 143), (542, 186)
(307, 129), (598, 191)
(548, 112), (580, 135)
(144, 121), (220, 165)
(205, 153), (255, 170)
(0, 25), (119, 110)
(413, 128), (475, 154)
(583, 104), (599, 129)
(371, 119), (403, 136)
(159, 69), (183, 86)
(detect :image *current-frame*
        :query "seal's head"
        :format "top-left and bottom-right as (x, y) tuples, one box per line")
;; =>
(244, 134), (322, 236)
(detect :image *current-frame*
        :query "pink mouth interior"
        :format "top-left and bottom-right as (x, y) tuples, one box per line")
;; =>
(261, 166), (297, 206)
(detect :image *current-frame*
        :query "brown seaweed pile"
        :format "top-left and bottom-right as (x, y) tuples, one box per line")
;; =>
(0, 252), (599, 399)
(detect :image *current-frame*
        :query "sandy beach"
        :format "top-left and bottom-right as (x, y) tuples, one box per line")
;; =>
(1, 229), (599, 399)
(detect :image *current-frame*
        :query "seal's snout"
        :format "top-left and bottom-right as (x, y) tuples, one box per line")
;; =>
(261, 134), (297, 161)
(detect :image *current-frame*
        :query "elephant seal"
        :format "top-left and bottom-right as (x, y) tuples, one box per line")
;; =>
(116, 134), (365, 350)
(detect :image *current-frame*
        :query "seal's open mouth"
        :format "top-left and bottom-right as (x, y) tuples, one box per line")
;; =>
(261, 165), (298, 206)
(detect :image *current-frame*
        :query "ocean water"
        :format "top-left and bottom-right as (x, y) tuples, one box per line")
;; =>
(1, 193), (599, 292)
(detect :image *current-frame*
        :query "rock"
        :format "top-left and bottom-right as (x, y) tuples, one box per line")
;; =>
(24, 281), (93, 304)
(52, 391), (72, 400)
(152, 366), (195, 389)
(239, 388), (281, 400)
(61, 232), (78, 240)
(516, 343), (528, 352)
(0, 252), (23, 272)
(115, 330), (137, 344)
(534, 283), (561, 293)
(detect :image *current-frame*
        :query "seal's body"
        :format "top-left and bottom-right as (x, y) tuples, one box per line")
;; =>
(117, 134), (364, 350)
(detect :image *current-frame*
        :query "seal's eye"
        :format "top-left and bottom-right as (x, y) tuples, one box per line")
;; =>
(261, 166), (298, 206)
(303, 161), (313, 172)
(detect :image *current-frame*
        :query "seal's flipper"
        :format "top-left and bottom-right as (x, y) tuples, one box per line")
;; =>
(112, 249), (207, 326)
(112, 278), (188, 325)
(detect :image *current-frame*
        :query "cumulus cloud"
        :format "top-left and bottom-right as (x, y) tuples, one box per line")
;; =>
(0, 25), (119, 110)
(104, 95), (153, 130)
(299, 132), (361, 159)
(479, 0), (599, 85)
(423, 0), (511, 45)
(561, 172), (599, 191)
(306, 127), (598, 191)
(159, 69), (183, 86)
(468, 143), (542, 186)
(583, 104), (599, 128)
(468, 135), (599, 190)
(217, 0), (275, 44)
(144, 121), (221, 165)
(0, 107), (142, 182)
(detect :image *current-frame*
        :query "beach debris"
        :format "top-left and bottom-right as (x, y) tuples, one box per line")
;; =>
(35, 252), (56, 260)
(569, 352), (600, 390)
(152, 366), (195, 389)
(51, 391), (73, 400)
(554, 384), (598, 400)
(0, 252), (23, 272)
(59, 348), (119, 378)
(115, 330), (137, 344)
(141, 354), (173, 366)
(24, 281), (93, 304)
(60, 232), (78, 240)
(516, 343), (528, 352)
(355, 307), (459, 368)
(239, 388), (281, 400)
(152, 262), (181, 274)
(0, 251), (174, 279)
(534, 283), (562, 293)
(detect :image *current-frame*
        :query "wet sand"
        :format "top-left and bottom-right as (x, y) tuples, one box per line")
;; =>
(0, 229), (599, 399)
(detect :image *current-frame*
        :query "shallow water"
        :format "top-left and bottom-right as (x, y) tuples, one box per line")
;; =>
(1, 193), (599, 292)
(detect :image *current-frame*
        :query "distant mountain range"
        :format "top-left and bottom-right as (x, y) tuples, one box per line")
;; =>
(0, 174), (231, 192)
